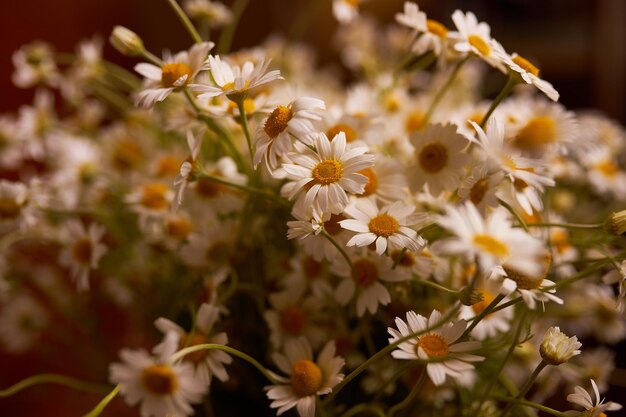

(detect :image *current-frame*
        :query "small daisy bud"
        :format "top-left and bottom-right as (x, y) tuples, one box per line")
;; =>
(604, 210), (626, 236)
(539, 326), (581, 365)
(458, 286), (484, 306)
(110, 26), (144, 57)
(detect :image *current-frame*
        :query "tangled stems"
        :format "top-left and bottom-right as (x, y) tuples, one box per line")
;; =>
(170, 343), (280, 384)
(166, 0), (203, 45)
(461, 293), (506, 339)
(480, 73), (519, 128)
(498, 360), (548, 417)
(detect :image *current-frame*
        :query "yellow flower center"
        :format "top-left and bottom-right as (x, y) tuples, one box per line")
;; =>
(195, 176), (227, 199)
(327, 123), (357, 143)
(324, 213), (345, 235)
(165, 216), (193, 240)
(184, 333), (211, 363)
(156, 156), (183, 178)
(291, 359), (323, 397)
(391, 250), (416, 267)
(468, 35), (490, 56)
(417, 334), (449, 357)
(471, 289), (495, 315)
(264, 106), (293, 138)
(473, 234), (509, 257)
(596, 160), (619, 178)
(405, 111), (426, 134)
(72, 237), (93, 264)
(112, 139), (144, 171)
(0, 198), (23, 220)
(358, 168), (378, 196)
(312, 160), (343, 185)
(512, 55), (540, 76)
(514, 116), (557, 151)
(503, 252), (551, 290)
(227, 97), (256, 115)
(418, 143), (448, 173)
(353, 259), (378, 288)
(551, 230), (571, 255)
(280, 306), (308, 335)
(469, 178), (489, 205)
(140, 183), (170, 210)
(465, 112), (484, 130)
(368, 214), (399, 238)
(345, 0), (361, 6)
(141, 364), (179, 396)
(161, 62), (193, 88)
(426, 19), (449, 38)
(222, 80), (250, 92)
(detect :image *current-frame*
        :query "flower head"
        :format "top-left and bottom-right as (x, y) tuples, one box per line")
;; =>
(540, 326), (582, 366)
(566, 379), (622, 417)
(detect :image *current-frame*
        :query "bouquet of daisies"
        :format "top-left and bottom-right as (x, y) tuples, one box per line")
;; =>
(1, 1), (625, 417)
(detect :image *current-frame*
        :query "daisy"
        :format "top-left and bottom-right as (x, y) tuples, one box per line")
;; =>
(451, 10), (507, 71)
(352, 155), (409, 203)
(109, 332), (208, 417)
(395, 1), (452, 56)
(540, 326), (582, 366)
(583, 145), (626, 199)
(11, 42), (60, 88)
(192, 55), (282, 101)
(154, 303), (232, 385)
(134, 42), (214, 108)
(407, 123), (470, 196)
(281, 132), (375, 214)
(565, 379), (622, 417)
(173, 129), (203, 211)
(495, 50), (559, 101)
(332, 248), (408, 316)
(254, 97), (325, 171)
(436, 202), (544, 277)
(0, 294), (48, 353)
(457, 166), (504, 215)
(388, 309), (484, 386)
(339, 198), (426, 255)
(125, 182), (175, 219)
(265, 337), (344, 417)
(0, 180), (30, 226)
(58, 220), (108, 291)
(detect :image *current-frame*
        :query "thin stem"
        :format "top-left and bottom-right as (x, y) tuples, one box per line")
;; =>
(82, 385), (121, 417)
(217, 0), (249, 54)
(388, 370), (427, 417)
(170, 344), (279, 384)
(339, 403), (386, 417)
(423, 56), (470, 125)
(498, 360), (548, 417)
(0, 374), (108, 397)
(492, 396), (569, 417)
(521, 222), (604, 230)
(323, 305), (461, 404)
(461, 293), (506, 339)
(391, 247), (408, 269)
(480, 74), (519, 128)
(236, 99), (255, 166)
(139, 49), (163, 66)
(552, 261), (610, 289)
(498, 197), (529, 232)
(195, 172), (284, 204)
(416, 278), (458, 295)
(166, 0), (203, 44)
(321, 229), (354, 275)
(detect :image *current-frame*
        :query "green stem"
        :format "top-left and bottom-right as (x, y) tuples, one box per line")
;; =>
(0, 374), (108, 397)
(461, 293), (506, 339)
(423, 56), (470, 125)
(339, 403), (386, 417)
(552, 261), (610, 289)
(194, 172), (285, 205)
(480, 74), (519, 128)
(170, 343), (279, 384)
(139, 49), (163, 66)
(217, 0), (249, 54)
(388, 370), (427, 417)
(492, 396), (569, 417)
(522, 222), (604, 230)
(166, 0), (203, 44)
(82, 385), (120, 417)
(323, 305), (461, 404)
(236, 99), (255, 166)
(321, 229), (354, 275)
(498, 197), (529, 232)
(416, 278), (458, 295)
(498, 360), (548, 417)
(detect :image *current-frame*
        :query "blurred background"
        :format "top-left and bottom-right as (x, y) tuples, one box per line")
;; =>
(1, 0), (626, 415)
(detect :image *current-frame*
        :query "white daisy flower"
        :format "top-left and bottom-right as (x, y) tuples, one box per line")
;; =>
(583, 145), (626, 199)
(565, 379), (622, 416)
(281, 132), (375, 214)
(388, 309), (484, 386)
(451, 9), (507, 71)
(436, 202), (544, 277)
(254, 97), (325, 171)
(125, 182), (175, 219)
(540, 326), (582, 365)
(353, 155), (409, 203)
(58, 220), (107, 291)
(0, 294), (48, 353)
(173, 129), (203, 211)
(0, 180), (31, 227)
(395, 1), (452, 56)
(457, 166), (504, 215)
(407, 123), (470, 196)
(332, 248), (408, 316)
(192, 55), (282, 101)
(154, 303), (232, 386)
(11, 42), (60, 88)
(134, 42), (214, 108)
(265, 337), (344, 417)
(339, 198), (426, 255)
(495, 50), (559, 101)
(109, 332), (208, 417)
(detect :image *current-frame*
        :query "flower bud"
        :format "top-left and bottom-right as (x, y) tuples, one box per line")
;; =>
(604, 210), (626, 236)
(110, 26), (144, 57)
(539, 326), (581, 365)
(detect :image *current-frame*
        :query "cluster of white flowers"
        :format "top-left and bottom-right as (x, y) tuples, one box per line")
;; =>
(1, 1), (625, 417)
